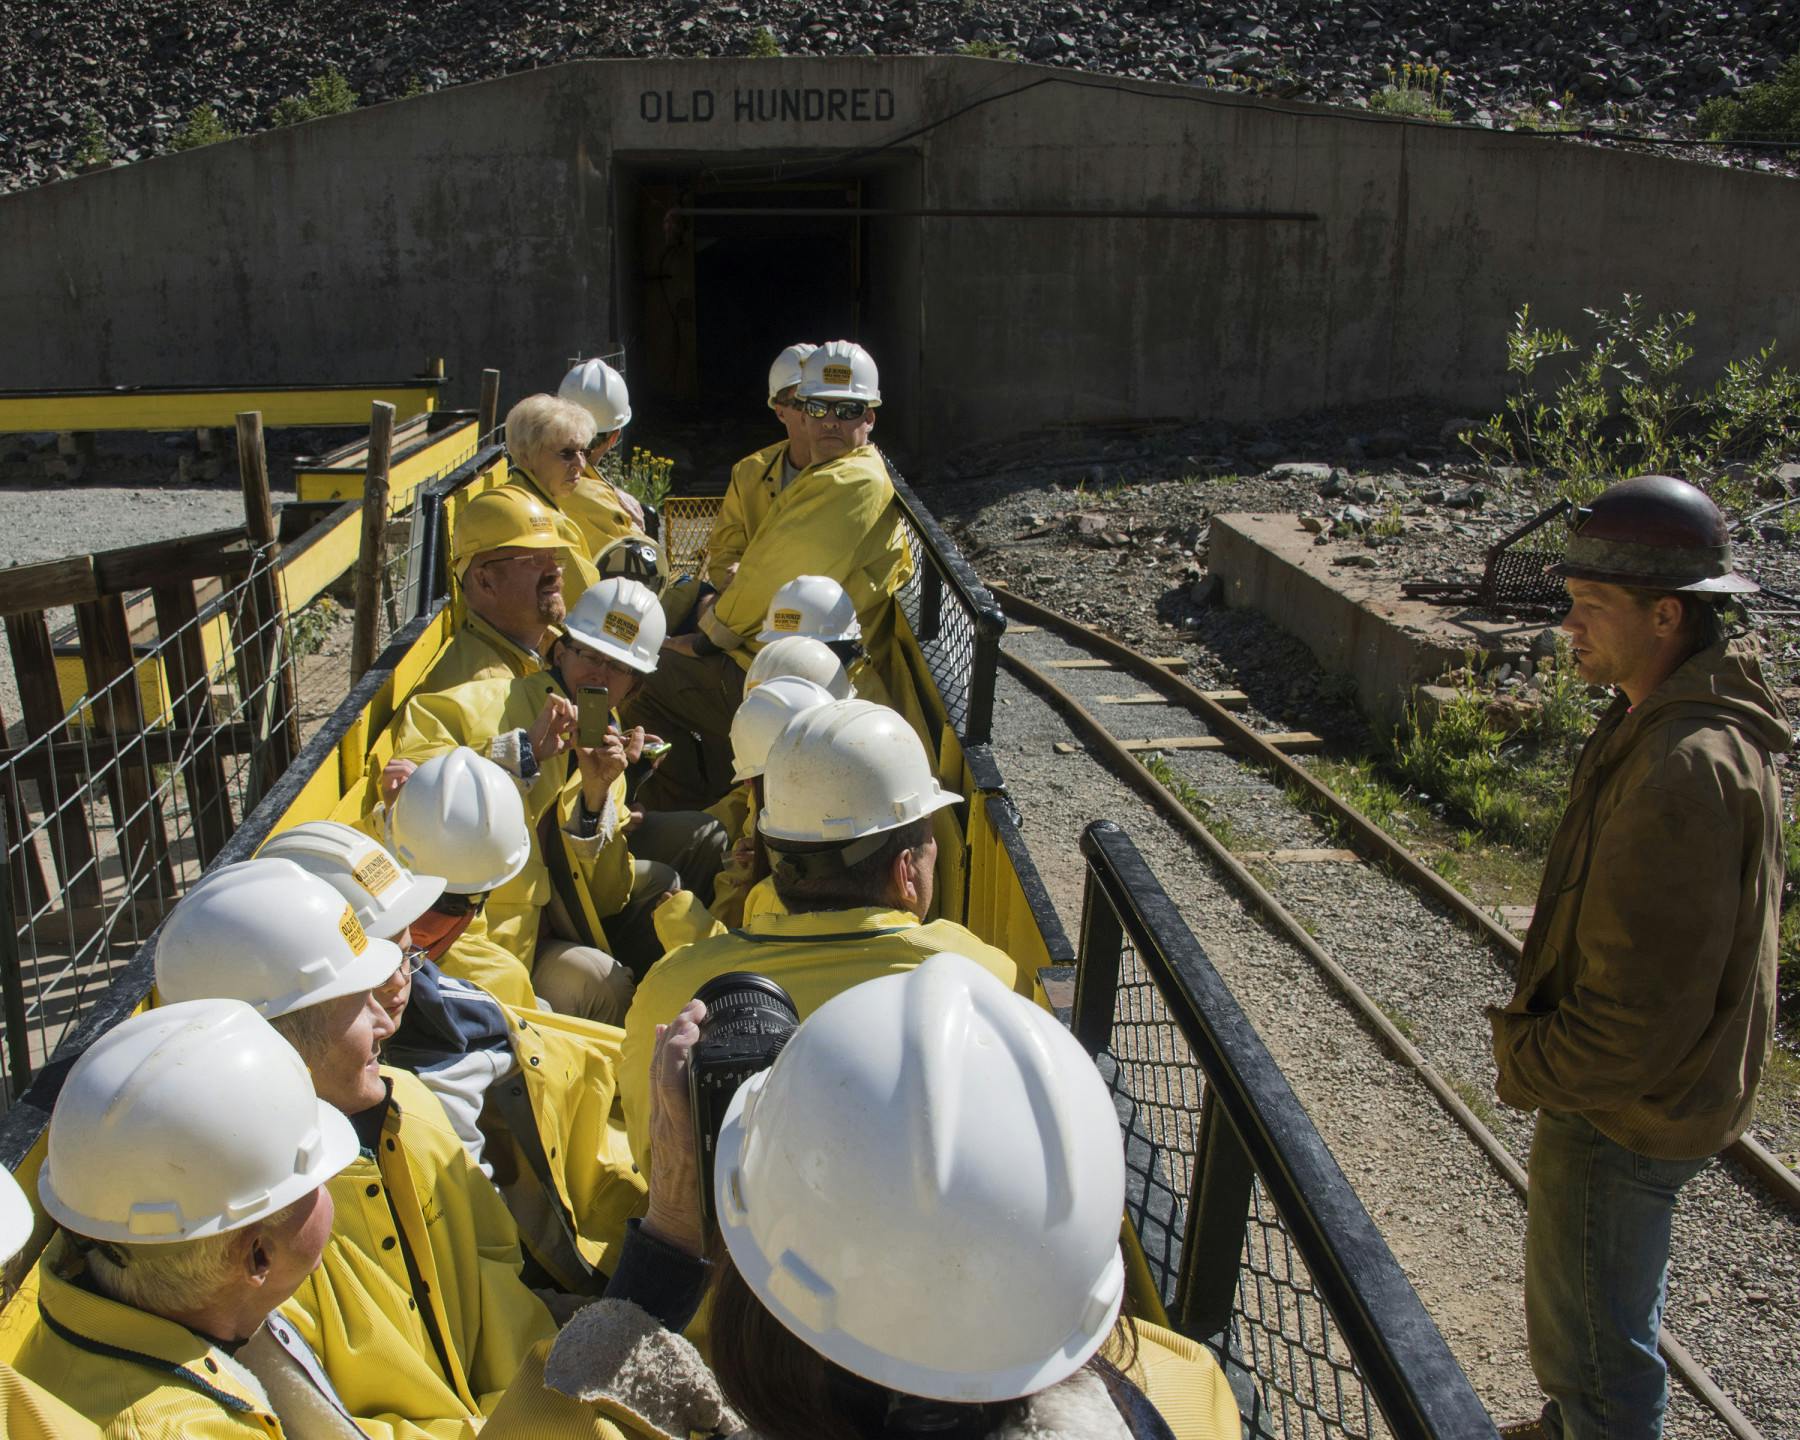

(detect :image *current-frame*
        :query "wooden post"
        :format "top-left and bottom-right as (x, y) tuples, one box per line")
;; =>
(0, 694), (51, 918)
(351, 402), (397, 682)
(478, 369), (501, 442)
(3, 613), (102, 906)
(426, 357), (446, 380)
(75, 593), (175, 898)
(235, 412), (300, 806)
(150, 581), (235, 867)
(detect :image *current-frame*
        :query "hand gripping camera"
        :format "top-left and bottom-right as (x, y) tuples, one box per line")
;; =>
(688, 972), (799, 1232)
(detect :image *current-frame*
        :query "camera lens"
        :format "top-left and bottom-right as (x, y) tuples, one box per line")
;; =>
(689, 972), (801, 1231)
(692, 971), (800, 1046)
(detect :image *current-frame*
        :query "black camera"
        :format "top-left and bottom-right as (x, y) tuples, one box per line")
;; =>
(688, 972), (800, 1231)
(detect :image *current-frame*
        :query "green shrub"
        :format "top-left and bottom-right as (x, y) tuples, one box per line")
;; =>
(1463, 295), (1800, 506)
(958, 39), (1019, 60)
(272, 69), (360, 127)
(73, 110), (112, 168)
(1368, 62), (1450, 121)
(748, 27), (782, 58)
(1698, 53), (1800, 145)
(170, 104), (235, 151)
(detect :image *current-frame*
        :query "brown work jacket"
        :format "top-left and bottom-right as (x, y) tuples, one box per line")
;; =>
(1490, 637), (1789, 1159)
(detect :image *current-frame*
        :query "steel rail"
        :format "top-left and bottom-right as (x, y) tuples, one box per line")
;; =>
(994, 584), (1800, 1217)
(998, 641), (1767, 1440)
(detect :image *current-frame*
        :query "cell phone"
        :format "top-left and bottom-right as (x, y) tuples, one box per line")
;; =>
(576, 686), (613, 749)
(623, 739), (674, 805)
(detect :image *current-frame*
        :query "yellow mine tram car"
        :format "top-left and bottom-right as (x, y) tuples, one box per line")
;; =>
(0, 442), (1495, 1439)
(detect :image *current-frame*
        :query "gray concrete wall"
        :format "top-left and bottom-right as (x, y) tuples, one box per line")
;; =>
(2, 56), (1795, 464)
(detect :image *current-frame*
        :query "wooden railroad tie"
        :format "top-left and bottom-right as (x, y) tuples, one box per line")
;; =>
(1098, 689), (1248, 708)
(1041, 656), (1190, 673)
(1120, 732), (1324, 755)
(1236, 848), (1362, 865)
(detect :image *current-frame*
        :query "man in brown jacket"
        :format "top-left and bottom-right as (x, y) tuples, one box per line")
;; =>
(1489, 475), (1787, 1440)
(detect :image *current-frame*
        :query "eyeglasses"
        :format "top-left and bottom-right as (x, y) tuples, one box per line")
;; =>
(400, 945), (429, 976)
(800, 398), (871, 421)
(556, 445), (596, 463)
(432, 890), (489, 919)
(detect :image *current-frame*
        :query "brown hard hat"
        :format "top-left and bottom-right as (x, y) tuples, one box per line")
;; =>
(1549, 474), (1757, 594)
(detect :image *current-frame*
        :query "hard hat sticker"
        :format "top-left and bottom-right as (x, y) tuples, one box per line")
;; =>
(528, 515), (553, 533)
(821, 363), (853, 385)
(772, 608), (803, 632)
(351, 852), (401, 897)
(339, 906), (369, 955)
(603, 611), (641, 643)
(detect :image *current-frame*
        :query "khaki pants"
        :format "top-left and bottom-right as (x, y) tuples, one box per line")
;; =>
(533, 940), (634, 1025)
(621, 649), (744, 810)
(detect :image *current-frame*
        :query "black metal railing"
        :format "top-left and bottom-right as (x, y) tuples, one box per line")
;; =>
(885, 457), (1005, 748)
(1073, 821), (1496, 1440)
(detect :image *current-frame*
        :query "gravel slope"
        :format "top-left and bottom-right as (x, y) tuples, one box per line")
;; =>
(4, 1), (1796, 192)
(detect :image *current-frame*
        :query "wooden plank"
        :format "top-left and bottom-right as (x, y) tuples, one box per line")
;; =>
(235, 413), (300, 808)
(0, 722), (258, 768)
(1053, 741), (1079, 756)
(92, 528), (251, 593)
(0, 380), (443, 433)
(0, 555), (98, 617)
(352, 402), (397, 681)
(1237, 848), (1363, 864)
(1042, 656), (1190, 673)
(75, 594), (174, 896)
(1098, 689), (1250, 708)
(1121, 732), (1324, 754)
(152, 582), (236, 867)
(1005, 624), (1042, 635)
(3, 611), (102, 904)
(0, 693), (51, 916)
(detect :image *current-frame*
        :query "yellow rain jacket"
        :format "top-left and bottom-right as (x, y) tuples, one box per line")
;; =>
(705, 440), (790, 588)
(486, 1005), (648, 1288)
(568, 464), (647, 561)
(420, 610), (545, 696)
(697, 445), (914, 674)
(391, 671), (631, 977)
(18, 1234), (295, 1438)
(0, 1365), (101, 1440)
(279, 1070), (557, 1440)
(1130, 1321), (1242, 1440)
(508, 472), (604, 610)
(701, 782), (755, 929)
(620, 907), (1024, 1179)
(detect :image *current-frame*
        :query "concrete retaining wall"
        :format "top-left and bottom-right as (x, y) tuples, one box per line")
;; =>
(2, 56), (1796, 464)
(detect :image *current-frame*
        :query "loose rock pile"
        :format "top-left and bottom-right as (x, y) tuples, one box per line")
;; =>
(2, 1), (1795, 193)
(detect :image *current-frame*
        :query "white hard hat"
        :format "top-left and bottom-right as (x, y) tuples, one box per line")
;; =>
(563, 576), (666, 675)
(797, 340), (881, 405)
(258, 822), (446, 943)
(758, 699), (959, 845)
(757, 574), (862, 645)
(767, 342), (818, 408)
(387, 747), (532, 895)
(558, 358), (632, 432)
(0, 1167), (33, 1261)
(596, 534), (669, 594)
(744, 635), (853, 702)
(730, 676), (837, 783)
(715, 952), (1127, 1403)
(155, 858), (403, 1020)
(39, 999), (358, 1244)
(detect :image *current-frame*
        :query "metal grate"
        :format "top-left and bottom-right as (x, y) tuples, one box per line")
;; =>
(660, 495), (724, 577)
(0, 550), (298, 1104)
(1074, 821), (1494, 1440)
(1100, 925), (1379, 1440)
(1477, 501), (1571, 613)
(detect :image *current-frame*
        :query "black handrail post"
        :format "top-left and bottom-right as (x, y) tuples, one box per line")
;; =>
(968, 608), (1001, 747)
(1073, 833), (1126, 1056)
(1177, 1090), (1256, 1340)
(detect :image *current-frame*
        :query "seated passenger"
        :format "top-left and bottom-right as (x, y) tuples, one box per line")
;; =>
(705, 342), (817, 590)
(16, 999), (365, 1438)
(556, 360), (660, 567)
(503, 394), (617, 610)
(262, 821), (648, 1292)
(425, 484), (582, 693)
(626, 341), (915, 809)
(756, 573), (892, 706)
(0, 1169), (102, 1438)
(152, 861), (560, 1437)
(547, 956), (1242, 1440)
(620, 698), (1029, 1179)
(392, 582), (727, 1011)
(661, 675), (836, 945)
(743, 632), (853, 700)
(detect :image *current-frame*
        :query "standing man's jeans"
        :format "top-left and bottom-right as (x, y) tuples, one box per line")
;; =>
(1526, 1109), (1710, 1440)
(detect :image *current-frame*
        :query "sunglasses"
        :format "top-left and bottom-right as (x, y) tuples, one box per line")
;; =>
(555, 446), (592, 463)
(431, 890), (489, 919)
(800, 398), (871, 421)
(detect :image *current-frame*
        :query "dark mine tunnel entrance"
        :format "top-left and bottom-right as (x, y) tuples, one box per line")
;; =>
(615, 158), (921, 483)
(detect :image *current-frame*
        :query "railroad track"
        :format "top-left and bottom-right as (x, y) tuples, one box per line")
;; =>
(993, 584), (1797, 1440)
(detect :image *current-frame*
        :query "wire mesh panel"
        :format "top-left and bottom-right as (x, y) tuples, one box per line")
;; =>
(1479, 500), (1572, 613)
(886, 459), (1004, 746)
(660, 496), (723, 576)
(1074, 821), (1495, 1440)
(0, 549), (298, 1105)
